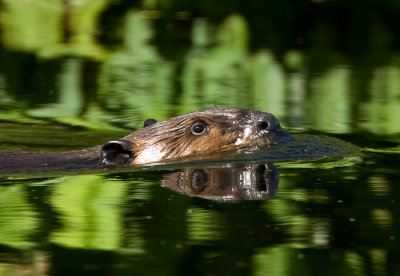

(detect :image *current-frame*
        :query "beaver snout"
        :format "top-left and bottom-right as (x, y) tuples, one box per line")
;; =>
(265, 128), (294, 144)
(243, 111), (293, 145)
(256, 118), (293, 143)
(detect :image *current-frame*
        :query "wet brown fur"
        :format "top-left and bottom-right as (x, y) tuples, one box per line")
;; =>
(0, 107), (291, 173)
(122, 107), (289, 164)
(127, 113), (240, 163)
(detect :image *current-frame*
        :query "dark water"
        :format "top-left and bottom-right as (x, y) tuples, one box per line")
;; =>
(1, 1), (400, 276)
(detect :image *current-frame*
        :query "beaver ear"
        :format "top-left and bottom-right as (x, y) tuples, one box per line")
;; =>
(101, 139), (134, 167)
(144, 118), (157, 127)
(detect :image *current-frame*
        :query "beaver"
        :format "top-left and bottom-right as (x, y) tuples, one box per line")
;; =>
(0, 107), (293, 173)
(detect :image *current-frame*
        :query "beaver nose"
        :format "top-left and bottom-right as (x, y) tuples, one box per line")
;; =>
(257, 121), (270, 132)
(257, 120), (294, 143)
(273, 128), (294, 143)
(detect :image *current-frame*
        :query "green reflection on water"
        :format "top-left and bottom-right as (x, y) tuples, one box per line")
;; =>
(253, 50), (286, 119)
(0, 161), (398, 275)
(27, 58), (83, 119)
(1, 0), (62, 52)
(370, 249), (387, 276)
(309, 66), (351, 134)
(50, 175), (127, 250)
(254, 246), (368, 276)
(181, 14), (252, 112)
(186, 207), (222, 243)
(98, 10), (173, 127)
(0, 5), (400, 137)
(0, 184), (38, 249)
(1, 0), (107, 59)
(253, 247), (288, 276)
(360, 61), (400, 134)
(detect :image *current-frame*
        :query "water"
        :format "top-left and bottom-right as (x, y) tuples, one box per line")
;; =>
(1, 1), (400, 276)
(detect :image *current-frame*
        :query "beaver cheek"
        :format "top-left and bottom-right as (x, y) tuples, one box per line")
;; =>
(133, 144), (166, 164)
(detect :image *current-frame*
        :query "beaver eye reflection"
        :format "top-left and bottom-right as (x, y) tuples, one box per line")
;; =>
(190, 170), (208, 193)
(191, 122), (206, 135)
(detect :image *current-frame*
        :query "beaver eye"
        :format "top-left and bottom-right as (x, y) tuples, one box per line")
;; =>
(191, 122), (206, 135)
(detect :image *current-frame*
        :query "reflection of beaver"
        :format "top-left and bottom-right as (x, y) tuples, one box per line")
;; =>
(162, 163), (279, 201)
(0, 107), (292, 173)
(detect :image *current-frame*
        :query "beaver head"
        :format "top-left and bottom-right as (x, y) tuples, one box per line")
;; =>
(101, 107), (293, 166)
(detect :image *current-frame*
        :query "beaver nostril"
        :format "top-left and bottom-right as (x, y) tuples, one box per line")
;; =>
(258, 121), (269, 131)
